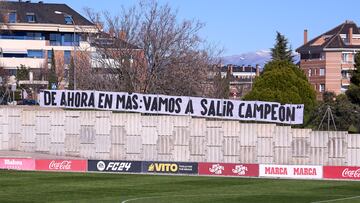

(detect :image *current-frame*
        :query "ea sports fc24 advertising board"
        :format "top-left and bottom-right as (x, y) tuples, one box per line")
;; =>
(88, 160), (142, 173)
(142, 161), (198, 174)
(198, 163), (258, 177)
(39, 90), (304, 124)
(323, 166), (360, 180)
(259, 164), (323, 179)
(35, 159), (87, 172)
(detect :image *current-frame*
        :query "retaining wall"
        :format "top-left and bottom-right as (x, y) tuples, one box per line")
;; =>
(0, 106), (359, 166)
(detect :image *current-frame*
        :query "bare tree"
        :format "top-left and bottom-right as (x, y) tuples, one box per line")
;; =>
(83, 0), (221, 96)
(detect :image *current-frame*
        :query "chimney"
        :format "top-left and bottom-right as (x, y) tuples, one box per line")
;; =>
(349, 27), (353, 45)
(227, 64), (233, 75)
(255, 64), (260, 76)
(304, 29), (308, 44)
(119, 30), (126, 41)
(109, 28), (115, 38)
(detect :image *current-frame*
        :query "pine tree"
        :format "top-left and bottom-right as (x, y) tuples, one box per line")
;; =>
(270, 32), (294, 63)
(48, 49), (58, 89)
(68, 57), (74, 90)
(346, 51), (360, 104)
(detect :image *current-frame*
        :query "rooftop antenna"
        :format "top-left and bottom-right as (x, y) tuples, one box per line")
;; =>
(317, 105), (337, 131)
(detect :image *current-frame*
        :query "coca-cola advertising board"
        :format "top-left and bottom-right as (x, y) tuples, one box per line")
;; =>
(259, 164), (322, 179)
(0, 158), (35, 170)
(198, 163), (259, 177)
(35, 160), (87, 172)
(324, 166), (360, 180)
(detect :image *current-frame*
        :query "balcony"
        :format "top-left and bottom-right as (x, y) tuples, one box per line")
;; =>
(0, 57), (45, 69)
(341, 78), (350, 86)
(0, 39), (46, 50)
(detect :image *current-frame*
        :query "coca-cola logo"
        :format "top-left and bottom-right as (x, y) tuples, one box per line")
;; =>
(49, 160), (72, 170)
(342, 168), (360, 178)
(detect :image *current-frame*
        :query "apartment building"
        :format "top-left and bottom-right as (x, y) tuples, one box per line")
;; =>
(221, 64), (260, 98)
(296, 20), (359, 99)
(0, 0), (97, 90)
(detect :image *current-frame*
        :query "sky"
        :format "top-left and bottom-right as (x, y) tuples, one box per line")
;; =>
(45, 0), (360, 56)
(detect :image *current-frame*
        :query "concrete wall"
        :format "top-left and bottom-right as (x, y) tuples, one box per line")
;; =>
(0, 106), (359, 166)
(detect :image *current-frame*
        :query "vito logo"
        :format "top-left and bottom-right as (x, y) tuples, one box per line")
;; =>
(209, 164), (224, 175)
(97, 161), (106, 171)
(232, 165), (248, 175)
(148, 163), (178, 172)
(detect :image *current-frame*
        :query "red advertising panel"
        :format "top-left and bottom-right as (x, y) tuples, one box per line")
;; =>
(35, 159), (87, 172)
(198, 163), (258, 177)
(324, 166), (360, 180)
(0, 158), (35, 170)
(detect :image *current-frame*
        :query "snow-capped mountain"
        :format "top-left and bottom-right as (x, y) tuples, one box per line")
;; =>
(221, 50), (300, 68)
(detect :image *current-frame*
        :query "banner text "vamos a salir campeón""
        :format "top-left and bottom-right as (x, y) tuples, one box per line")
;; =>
(39, 90), (304, 124)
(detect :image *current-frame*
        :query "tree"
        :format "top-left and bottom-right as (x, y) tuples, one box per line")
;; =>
(83, 0), (221, 96)
(16, 64), (29, 81)
(346, 51), (360, 104)
(48, 49), (58, 89)
(243, 60), (317, 113)
(213, 68), (231, 99)
(68, 57), (75, 90)
(307, 92), (360, 133)
(270, 32), (294, 63)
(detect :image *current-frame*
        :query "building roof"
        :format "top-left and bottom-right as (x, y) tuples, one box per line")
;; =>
(221, 65), (257, 73)
(296, 20), (360, 53)
(0, 1), (93, 26)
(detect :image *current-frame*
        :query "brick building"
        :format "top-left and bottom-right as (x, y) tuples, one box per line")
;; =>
(296, 20), (359, 99)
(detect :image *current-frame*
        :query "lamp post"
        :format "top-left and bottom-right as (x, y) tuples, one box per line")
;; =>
(54, 11), (77, 90)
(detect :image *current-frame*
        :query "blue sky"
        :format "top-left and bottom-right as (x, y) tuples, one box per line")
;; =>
(45, 0), (360, 56)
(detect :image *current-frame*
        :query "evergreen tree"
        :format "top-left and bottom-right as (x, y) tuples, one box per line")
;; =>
(243, 60), (316, 113)
(48, 49), (58, 89)
(346, 51), (360, 104)
(68, 57), (74, 90)
(16, 64), (29, 81)
(213, 68), (231, 99)
(270, 32), (294, 63)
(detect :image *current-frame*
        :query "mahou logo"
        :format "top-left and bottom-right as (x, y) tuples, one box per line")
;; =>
(49, 160), (72, 170)
(209, 164), (224, 175)
(232, 165), (248, 175)
(342, 168), (360, 178)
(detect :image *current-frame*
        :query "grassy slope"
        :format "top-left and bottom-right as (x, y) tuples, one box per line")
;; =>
(1, 170), (360, 203)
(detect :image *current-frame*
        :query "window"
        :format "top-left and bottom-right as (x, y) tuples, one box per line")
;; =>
(64, 16), (73, 24)
(342, 53), (349, 63)
(26, 13), (36, 23)
(26, 32), (43, 40)
(64, 50), (71, 64)
(308, 69), (312, 77)
(341, 70), (350, 79)
(47, 50), (53, 63)
(319, 68), (325, 76)
(27, 50), (43, 58)
(319, 84), (325, 92)
(8, 12), (16, 23)
(50, 33), (61, 46)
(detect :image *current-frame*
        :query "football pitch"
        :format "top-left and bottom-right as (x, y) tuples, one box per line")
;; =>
(1, 170), (360, 203)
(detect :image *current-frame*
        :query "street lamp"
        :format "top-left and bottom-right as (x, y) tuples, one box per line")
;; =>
(54, 11), (77, 90)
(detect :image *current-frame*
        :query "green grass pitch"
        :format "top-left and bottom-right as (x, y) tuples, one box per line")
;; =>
(1, 170), (360, 203)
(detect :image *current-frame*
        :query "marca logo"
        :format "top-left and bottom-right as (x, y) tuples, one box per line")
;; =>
(265, 167), (288, 175)
(97, 161), (132, 171)
(293, 167), (317, 176)
(342, 168), (360, 178)
(232, 165), (248, 175)
(49, 160), (71, 170)
(209, 164), (224, 175)
(148, 163), (178, 172)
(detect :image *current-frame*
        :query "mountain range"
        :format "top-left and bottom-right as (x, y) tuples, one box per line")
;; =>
(221, 50), (300, 68)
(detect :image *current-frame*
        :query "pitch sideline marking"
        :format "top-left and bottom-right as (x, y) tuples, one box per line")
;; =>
(121, 193), (242, 203)
(311, 195), (360, 203)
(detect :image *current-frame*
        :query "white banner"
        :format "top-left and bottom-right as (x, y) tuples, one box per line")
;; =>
(38, 90), (304, 124)
(259, 164), (323, 179)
